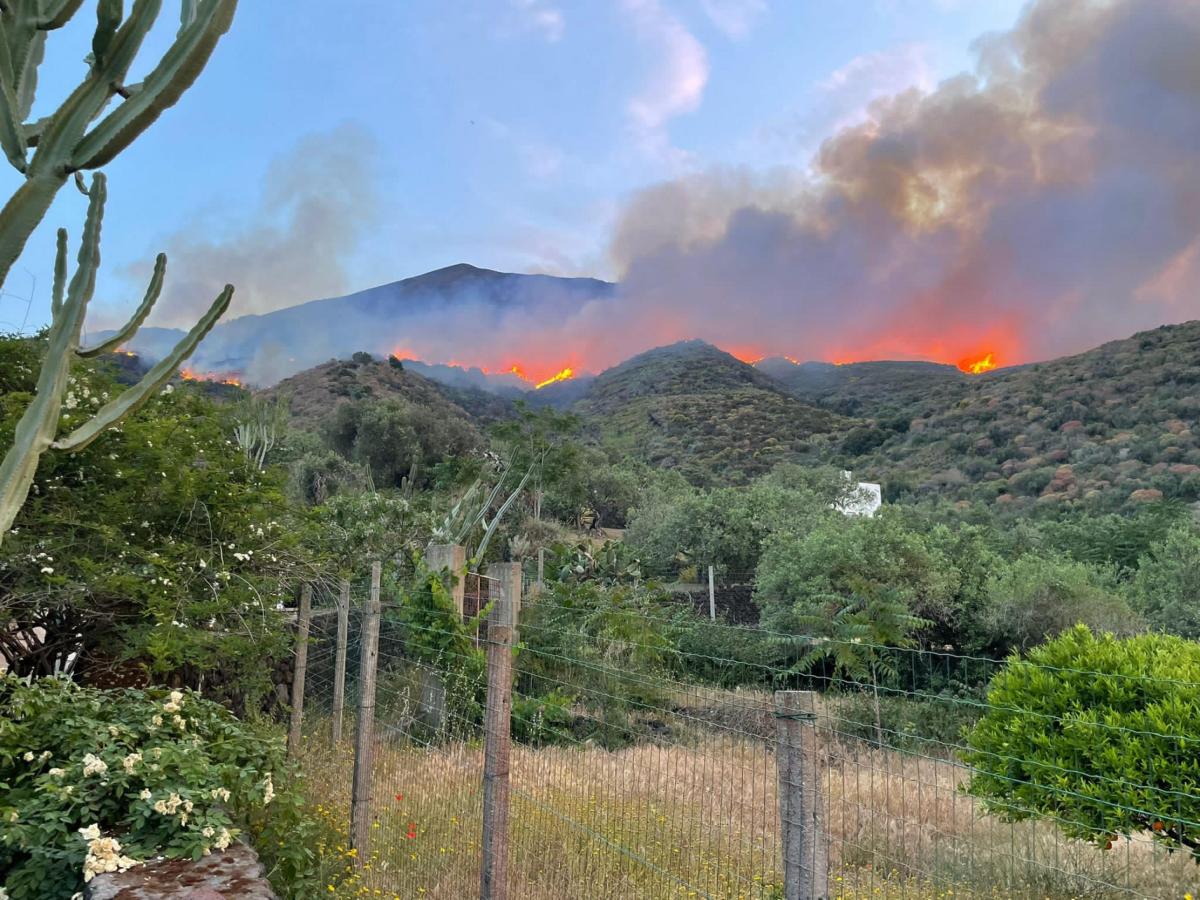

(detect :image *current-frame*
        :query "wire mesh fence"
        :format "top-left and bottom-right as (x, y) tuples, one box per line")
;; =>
(292, 562), (1200, 899)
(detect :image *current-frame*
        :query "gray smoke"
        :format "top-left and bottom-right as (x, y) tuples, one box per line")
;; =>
(133, 126), (381, 328)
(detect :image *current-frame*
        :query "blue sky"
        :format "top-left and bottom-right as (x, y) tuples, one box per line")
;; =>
(0, 0), (1029, 333)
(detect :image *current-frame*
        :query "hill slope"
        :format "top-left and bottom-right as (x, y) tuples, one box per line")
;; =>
(843, 321), (1200, 512)
(759, 358), (966, 419)
(575, 341), (851, 484)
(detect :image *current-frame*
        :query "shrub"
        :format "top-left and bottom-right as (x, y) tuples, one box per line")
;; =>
(964, 627), (1200, 857)
(0, 676), (323, 899)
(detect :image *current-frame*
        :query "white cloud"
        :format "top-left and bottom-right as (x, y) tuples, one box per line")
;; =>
(510, 0), (564, 42)
(699, 0), (767, 39)
(623, 0), (710, 165)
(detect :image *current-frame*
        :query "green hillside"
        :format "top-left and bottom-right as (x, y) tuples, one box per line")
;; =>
(573, 341), (850, 484)
(841, 321), (1200, 513)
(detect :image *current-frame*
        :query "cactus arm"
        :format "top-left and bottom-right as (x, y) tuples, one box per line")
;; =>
(53, 283), (232, 451)
(12, 27), (42, 119)
(50, 226), (65, 317)
(77, 251), (164, 357)
(92, 0), (123, 69)
(0, 174), (103, 540)
(72, 0), (235, 169)
(39, 0), (86, 30)
(474, 464), (534, 563)
(0, 75), (26, 171)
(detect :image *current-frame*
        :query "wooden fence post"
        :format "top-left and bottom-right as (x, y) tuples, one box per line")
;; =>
(350, 562), (382, 865)
(331, 577), (351, 744)
(480, 562), (520, 900)
(287, 583), (312, 757)
(775, 690), (828, 900)
(536, 547), (545, 597)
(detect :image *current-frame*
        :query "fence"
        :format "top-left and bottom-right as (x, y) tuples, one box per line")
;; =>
(290, 552), (1200, 899)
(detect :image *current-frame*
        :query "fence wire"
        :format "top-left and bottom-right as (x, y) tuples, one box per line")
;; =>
(295, 575), (1200, 900)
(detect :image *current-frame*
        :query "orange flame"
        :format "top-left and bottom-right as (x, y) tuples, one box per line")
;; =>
(958, 352), (997, 375)
(534, 367), (575, 389)
(180, 367), (244, 387)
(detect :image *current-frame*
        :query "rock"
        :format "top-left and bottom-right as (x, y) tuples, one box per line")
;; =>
(87, 843), (277, 899)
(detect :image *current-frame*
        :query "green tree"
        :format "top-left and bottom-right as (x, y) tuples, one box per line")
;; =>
(964, 626), (1200, 857)
(1131, 523), (1200, 639)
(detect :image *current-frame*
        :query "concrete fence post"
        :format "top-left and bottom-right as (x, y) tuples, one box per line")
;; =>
(480, 562), (521, 900)
(331, 577), (351, 744)
(287, 583), (312, 757)
(775, 690), (828, 900)
(427, 543), (467, 616)
(350, 561), (382, 866)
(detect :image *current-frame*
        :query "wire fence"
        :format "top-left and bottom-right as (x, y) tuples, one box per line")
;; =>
(291, 560), (1200, 899)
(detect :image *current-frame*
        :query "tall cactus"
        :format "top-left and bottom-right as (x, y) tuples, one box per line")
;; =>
(0, 0), (238, 290)
(0, 173), (232, 540)
(0, 0), (239, 546)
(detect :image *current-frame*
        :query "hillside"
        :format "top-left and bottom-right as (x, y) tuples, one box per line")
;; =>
(759, 358), (966, 419)
(842, 321), (1200, 513)
(262, 354), (506, 430)
(574, 341), (850, 484)
(100, 264), (615, 387)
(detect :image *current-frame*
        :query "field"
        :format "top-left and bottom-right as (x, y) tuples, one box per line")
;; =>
(297, 701), (1199, 900)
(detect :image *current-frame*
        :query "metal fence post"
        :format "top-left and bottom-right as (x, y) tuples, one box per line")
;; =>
(351, 562), (382, 865)
(287, 583), (312, 757)
(775, 690), (828, 900)
(481, 562), (520, 900)
(708, 565), (716, 620)
(331, 577), (350, 744)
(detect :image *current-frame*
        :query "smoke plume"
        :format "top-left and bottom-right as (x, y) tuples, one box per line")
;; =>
(133, 127), (380, 328)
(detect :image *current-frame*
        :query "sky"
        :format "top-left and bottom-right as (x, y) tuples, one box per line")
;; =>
(0, 0), (1030, 336)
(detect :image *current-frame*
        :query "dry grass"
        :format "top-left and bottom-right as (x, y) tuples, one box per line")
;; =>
(296, 699), (1199, 900)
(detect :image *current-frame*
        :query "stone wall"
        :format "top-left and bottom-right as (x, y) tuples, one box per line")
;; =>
(86, 843), (277, 899)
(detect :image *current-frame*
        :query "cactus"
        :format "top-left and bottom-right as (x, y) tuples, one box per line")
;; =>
(0, 172), (232, 542)
(0, 0), (238, 291)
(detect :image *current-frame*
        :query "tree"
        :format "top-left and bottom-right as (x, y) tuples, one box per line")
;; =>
(754, 511), (957, 635)
(980, 552), (1141, 656)
(0, 339), (314, 704)
(793, 584), (929, 745)
(1131, 523), (1200, 639)
(964, 626), (1200, 857)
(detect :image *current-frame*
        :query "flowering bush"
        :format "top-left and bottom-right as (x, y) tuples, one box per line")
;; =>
(0, 676), (315, 900)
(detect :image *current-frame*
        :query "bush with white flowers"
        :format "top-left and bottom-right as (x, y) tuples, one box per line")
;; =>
(0, 676), (294, 900)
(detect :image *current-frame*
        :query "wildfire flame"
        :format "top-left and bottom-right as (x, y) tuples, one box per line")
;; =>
(180, 367), (244, 388)
(534, 367), (574, 390)
(958, 352), (997, 375)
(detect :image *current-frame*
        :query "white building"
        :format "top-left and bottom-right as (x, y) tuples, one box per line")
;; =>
(834, 471), (883, 517)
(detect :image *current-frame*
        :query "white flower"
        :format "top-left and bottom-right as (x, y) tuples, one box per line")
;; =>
(79, 827), (139, 882)
(122, 752), (142, 774)
(172, 715), (187, 730)
(48, 767), (66, 777)
(22, 751), (34, 762)
(40, 566), (54, 575)
(261, 773), (275, 806)
(139, 789), (152, 801)
(82, 753), (108, 777)
(213, 827), (233, 851)
(78, 824), (101, 841)
(210, 787), (231, 803)
(202, 826), (215, 838)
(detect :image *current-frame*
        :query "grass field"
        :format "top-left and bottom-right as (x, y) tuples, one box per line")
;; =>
(297, 706), (1199, 899)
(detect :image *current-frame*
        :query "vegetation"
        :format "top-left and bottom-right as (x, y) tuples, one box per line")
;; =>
(965, 626), (1200, 857)
(0, 676), (323, 900)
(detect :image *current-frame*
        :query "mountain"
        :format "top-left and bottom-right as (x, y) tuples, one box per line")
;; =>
(100, 264), (615, 387)
(758, 358), (967, 419)
(572, 341), (851, 484)
(841, 321), (1200, 513)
